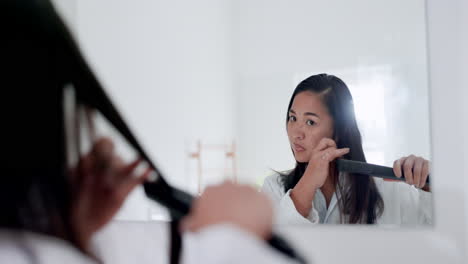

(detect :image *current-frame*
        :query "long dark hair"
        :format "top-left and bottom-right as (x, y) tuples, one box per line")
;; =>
(1, 2), (186, 261)
(0, 0), (85, 251)
(1, 2), (192, 264)
(279, 73), (384, 224)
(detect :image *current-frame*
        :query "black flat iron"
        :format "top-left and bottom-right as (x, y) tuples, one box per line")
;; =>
(336, 159), (430, 186)
(11, 0), (306, 263)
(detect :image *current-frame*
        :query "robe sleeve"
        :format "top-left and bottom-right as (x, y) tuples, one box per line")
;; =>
(261, 174), (320, 225)
(182, 224), (302, 264)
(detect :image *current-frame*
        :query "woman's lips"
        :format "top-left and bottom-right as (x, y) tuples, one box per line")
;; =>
(293, 143), (305, 152)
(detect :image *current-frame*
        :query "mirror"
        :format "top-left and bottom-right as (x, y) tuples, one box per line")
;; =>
(74, 0), (432, 225)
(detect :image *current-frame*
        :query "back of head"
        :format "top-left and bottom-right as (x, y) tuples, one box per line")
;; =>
(0, 0), (73, 240)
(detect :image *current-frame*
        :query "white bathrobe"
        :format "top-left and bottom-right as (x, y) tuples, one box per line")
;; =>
(0, 224), (300, 264)
(261, 173), (433, 225)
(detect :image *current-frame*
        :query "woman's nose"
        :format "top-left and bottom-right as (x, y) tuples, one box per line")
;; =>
(290, 124), (305, 140)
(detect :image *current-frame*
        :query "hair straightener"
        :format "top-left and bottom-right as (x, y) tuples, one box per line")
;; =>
(336, 159), (431, 186)
(34, 1), (306, 263)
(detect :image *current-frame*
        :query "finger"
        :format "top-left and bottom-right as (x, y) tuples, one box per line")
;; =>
(421, 160), (430, 187)
(315, 138), (337, 151)
(74, 151), (96, 190)
(124, 167), (152, 190)
(403, 155), (416, 185)
(114, 168), (152, 202)
(81, 157), (96, 189)
(92, 137), (115, 156)
(84, 107), (97, 142)
(75, 151), (92, 180)
(119, 159), (142, 178)
(323, 147), (349, 162)
(179, 216), (195, 233)
(413, 157), (424, 188)
(393, 158), (403, 178)
(100, 154), (124, 188)
(118, 160), (151, 192)
(92, 138), (115, 174)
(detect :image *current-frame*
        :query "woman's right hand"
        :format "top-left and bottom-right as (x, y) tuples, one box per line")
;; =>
(180, 181), (273, 240)
(70, 138), (151, 251)
(290, 138), (349, 217)
(302, 138), (350, 189)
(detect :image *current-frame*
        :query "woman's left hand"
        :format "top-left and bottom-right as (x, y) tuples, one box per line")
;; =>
(393, 155), (430, 189)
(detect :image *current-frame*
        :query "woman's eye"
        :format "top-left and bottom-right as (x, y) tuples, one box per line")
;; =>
(306, 120), (316, 126)
(288, 116), (296, 122)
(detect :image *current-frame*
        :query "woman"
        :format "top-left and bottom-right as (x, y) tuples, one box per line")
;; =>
(261, 73), (432, 225)
(0, 1), (298, 263)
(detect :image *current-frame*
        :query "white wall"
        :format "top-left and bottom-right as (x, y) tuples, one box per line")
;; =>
(459, 0), (468, 257)
(74, 0), (237, 219)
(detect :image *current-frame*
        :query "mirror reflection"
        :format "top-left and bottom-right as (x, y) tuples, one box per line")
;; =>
(75, 0), (432, 225)
(260, 73), (431, 225)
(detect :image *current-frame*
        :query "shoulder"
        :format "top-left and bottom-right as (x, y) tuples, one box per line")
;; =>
(0, 231), (29, 264)
(263, 172), (282, 186)
(0, 229), (96, 264)
(260, 171), (291, 199)
(262, 170), (293, 190)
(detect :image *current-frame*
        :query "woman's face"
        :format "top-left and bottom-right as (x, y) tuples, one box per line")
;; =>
(287, 91), (334, 163)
